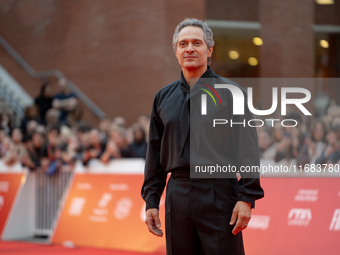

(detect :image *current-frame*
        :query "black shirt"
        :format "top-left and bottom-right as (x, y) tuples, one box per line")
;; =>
(141, 66), (264, 210)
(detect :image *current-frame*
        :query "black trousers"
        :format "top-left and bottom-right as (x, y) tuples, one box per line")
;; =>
(165, 171), (245, 255)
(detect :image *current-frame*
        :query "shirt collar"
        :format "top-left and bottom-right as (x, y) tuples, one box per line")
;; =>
(180, 66), (215, 94)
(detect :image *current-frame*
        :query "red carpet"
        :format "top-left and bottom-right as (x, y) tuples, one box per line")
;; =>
(0, 241), (166, 255)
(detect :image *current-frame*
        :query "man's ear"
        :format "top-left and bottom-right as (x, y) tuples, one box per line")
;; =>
(207, 47), (213, 58)
(175, 48), (179, 60)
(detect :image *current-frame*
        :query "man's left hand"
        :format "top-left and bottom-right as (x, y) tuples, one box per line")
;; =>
(229, 201), (252, 235)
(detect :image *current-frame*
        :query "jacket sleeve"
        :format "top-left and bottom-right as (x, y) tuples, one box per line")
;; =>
(141, 92), (167, 210)
(232, 90), (264, 208)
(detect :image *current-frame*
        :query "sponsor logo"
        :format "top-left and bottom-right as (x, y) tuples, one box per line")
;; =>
(248, 215), (270, 230)
(88, 215), (107, 222)
(288, 208), (312, 226)
(89, 193), (113, 222)
(329, 209), (340, 231)
(0, 181), (9, 192)
(76, 183), (92, 190)
(97, 193), (112, 208)
(68, 197), (86, 216)
(294, 189), (318, 202)
(113, 197), (133, 220)
(109, 183), (129, 191)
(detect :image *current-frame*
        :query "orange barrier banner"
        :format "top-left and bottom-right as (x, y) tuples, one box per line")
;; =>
(52, 173), (166, 253)
(0, 172), (24, 235)
(244, 178), (340, 255)
(53, 174), (340, 254)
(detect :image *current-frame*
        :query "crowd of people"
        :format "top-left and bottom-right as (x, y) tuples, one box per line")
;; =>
(257, 101), (340, 168)
(1, 77), (340, 173)
(0, 78), (149, 174)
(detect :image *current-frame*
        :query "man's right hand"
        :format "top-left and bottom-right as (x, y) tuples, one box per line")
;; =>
(145, 208), (163, 237)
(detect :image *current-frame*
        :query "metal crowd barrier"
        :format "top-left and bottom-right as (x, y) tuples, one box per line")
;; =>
(34, 169), (73, 236)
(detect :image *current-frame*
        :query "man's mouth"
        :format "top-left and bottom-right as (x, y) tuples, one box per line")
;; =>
(184, 56), (197, 59)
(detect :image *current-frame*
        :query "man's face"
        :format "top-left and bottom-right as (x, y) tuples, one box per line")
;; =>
(175, 26), (212, 71)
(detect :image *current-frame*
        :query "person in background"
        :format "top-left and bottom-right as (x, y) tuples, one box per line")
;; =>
(83, 128), (106, 165)
(21, 120), (37, 151)
(26, 119), (39, 136)
(128, 125), (147, 158)
(111, 125), (130, 158)
(45, 125), (60, 163)
(36, 124), (47, 134)
(20, 105), (41, 137)
(0, 130), (11, 158)
(52, 77), (78, 125)
(35, 82), (53, 125)
(273, 119), (303, 163)
(59, 126), (72, 147)
(258, 128), (275, 159)
(101, 125), (129, 163)
(0, 129), (7, 157)
(315, 125), (340, 165)
(98, 117), (111, 144)
(260, 122), (284, 161)
(297, 120), (327, 167)
(78, 127), (91, 150)
(1, 112), (13, 136)
(67, 104), (89, 128)
(3, 128), (27, 166)
(63, 134), (83, 166)
(137, 114), (150, 142)
(112, 116), (126, 129)
(22, 131), (48, 171)
(45, 108), (60, 128)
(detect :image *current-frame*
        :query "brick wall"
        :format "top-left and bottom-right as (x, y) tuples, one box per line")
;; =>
(315, 1), (340, 25)
(0, 0), (205, 125)
(259, 0), (315, 78)
(206, 0), (340, 25)
(206, 0), (259, 22)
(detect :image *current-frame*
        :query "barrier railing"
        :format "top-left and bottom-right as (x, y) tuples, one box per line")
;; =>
(35, 169), (73, 236)
(0, 161), (74, 241)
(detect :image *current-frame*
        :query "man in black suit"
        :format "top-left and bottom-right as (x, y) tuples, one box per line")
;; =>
(141, 18), (264, 255)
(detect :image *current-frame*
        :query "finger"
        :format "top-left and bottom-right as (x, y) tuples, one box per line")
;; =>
(150, 224), (163, 237)
(229, 209), (238, 225)
(152, 211), (161, 228)
(232, 215), (250, 235)
(152, 227), (163, 237)
(232, 217), (244, 235)
(146, 218), (162, 236)
(145, 214), (163, 237)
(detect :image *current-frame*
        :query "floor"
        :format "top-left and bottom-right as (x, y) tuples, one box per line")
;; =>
(0, 241), (166, 255)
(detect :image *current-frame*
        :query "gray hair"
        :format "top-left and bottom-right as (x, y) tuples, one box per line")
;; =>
(173, 18), (214, 65)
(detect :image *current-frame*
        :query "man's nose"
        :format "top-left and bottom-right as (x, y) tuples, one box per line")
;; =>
(186, 43), (195, 53)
